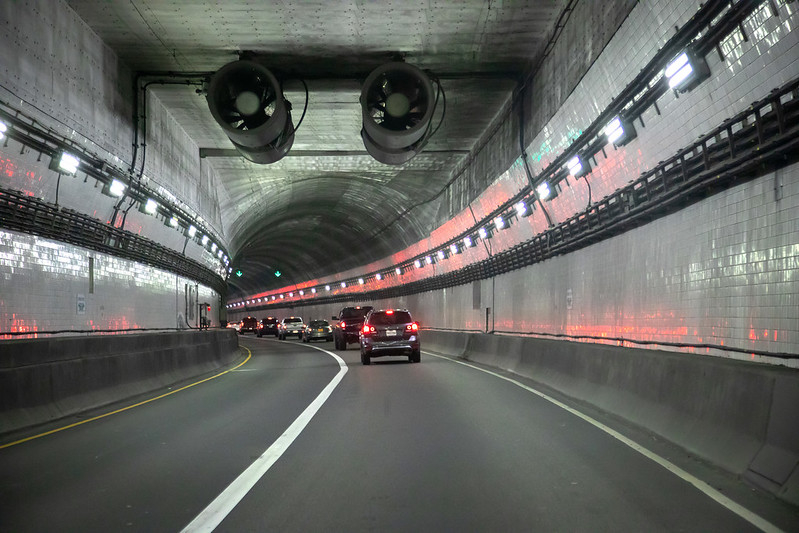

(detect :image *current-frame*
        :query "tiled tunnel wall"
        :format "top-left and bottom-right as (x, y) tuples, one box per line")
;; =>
(234, 0), (799, 365)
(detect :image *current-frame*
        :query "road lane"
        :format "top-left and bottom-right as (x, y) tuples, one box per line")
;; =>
(1, 336), (796, 532)
(0, 337), (341, 532)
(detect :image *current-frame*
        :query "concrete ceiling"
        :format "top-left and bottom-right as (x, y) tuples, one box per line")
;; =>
(66, 0), (568, 297)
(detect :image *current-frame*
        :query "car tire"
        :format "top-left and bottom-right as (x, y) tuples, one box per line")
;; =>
(257, 332), (262, 338)
(361, 351), (370, 365)
(411, 349), (421, 363)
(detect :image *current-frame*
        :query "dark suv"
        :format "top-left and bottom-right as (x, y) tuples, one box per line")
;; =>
(359, 309), (420, 365)
(240, 316), (258, 334)
(257, 316), (279, 337)
(332, 305), (373, 350)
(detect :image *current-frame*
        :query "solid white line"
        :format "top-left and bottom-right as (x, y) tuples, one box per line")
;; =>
(181, 345), (348, 533)
(424, 351), (784, 533)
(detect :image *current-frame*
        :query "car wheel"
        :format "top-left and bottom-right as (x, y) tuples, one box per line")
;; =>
(412, 349), (421, 363)
(361, 351), (370, 365)
(257, 332), (262, 338)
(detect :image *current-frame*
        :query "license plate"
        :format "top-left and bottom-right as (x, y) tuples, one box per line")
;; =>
(386, 329), (397, 336)
(317, 329), (324, 332)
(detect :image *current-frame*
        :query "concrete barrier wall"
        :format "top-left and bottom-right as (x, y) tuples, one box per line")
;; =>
(0, 329), (240, 435)
(423, 330), (799, 507)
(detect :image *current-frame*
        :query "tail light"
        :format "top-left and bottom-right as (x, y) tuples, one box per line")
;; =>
(340, 321), (346, 329)
(405, 322), (419, 332)
(362, 324), (376, 334)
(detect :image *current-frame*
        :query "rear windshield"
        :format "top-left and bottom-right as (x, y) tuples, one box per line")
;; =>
(309, 320), (329, 327)
(341, 307), (372, 319)
(242, 317), (257, 324)
(262, 318), (277, 324)
(284, 317), (303, 323)
(369, 311), (412, 326)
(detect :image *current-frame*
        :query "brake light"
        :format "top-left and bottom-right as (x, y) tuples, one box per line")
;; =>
(340, 321), (346, 328)
(386, 310), (394, 314)
(362, 324), (375, 334)
(406, 322), (419, 331)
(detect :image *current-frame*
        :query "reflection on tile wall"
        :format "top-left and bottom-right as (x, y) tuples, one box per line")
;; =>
(0, 230), (219, 338)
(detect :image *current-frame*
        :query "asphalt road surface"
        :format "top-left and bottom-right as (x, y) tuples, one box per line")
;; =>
(1, 336), (797, 532)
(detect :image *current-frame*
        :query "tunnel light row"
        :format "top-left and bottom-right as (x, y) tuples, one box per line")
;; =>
(42, 146), (231, 270)
(533, 46), (710, 197)
(229, 46), (714, 310)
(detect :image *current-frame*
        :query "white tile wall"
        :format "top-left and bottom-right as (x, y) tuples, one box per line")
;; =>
(0, 229), (220, 338)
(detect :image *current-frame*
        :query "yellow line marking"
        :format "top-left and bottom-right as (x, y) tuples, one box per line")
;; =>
(0, 347), (252, 450)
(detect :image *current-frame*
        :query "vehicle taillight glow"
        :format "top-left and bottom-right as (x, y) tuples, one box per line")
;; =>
(406, 322), (419, 331)
(340, 321), (346, 328)
(386, 310), (394, 314)
(363, 324), (375, 334)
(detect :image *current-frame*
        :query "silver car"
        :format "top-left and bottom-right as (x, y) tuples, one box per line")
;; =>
(278, 316), (305, 340)
(302, 320), (334, 343)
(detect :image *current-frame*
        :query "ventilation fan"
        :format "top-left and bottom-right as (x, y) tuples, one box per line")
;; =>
(207, 59), (294, 164)
(360, 62), (439, 165)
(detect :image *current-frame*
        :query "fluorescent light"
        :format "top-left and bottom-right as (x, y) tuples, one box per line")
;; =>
(414, 259), (422, 268)
(494, 215), (506, 230)
(169, 216), (179, 228)
(537, 182), (552, 200)
(450, 243), (459, 255)
(665, 49), (710, 91)
(108, 179), (126, 197)
(341, 281), (347, 288)
(463, 235), (474, 248)
(217, 249), (223, 259)
(437, 250), (446, 260)
(299, 290), (304, 295)
(188, 225), (197, 237)
(311, 287), (317, 294)
(358, 278), (364, 285)
(478, 227), (489, 239)
(289, 292), (294, 297)
(325, 285), (330, 291)
(376, 273), (382, 280)
(211, 242), (218, 252)
(604, 116), (636, 146)
(395, 267), (402, 275)
(665, 52), (689, 82)
(0, 121), (7, 140)
(426, 255), (434, 265)
(280, 294), (284, 299)
(143, 199), (158, 214)
(54, 152), (80, 174)
(201, 235), (209, 246)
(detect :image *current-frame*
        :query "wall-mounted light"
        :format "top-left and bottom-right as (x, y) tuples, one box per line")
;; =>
(271, 295), (276, 300)
(341, 281), (347, 288)
(280, 294), (284, 299)
(201, 235), (209, 246)
(139, 198), (158, 215)
(217, 249), (223, 259)
(665, 49), (710, 92)
(604, 116), (637, 146)
(211, 242), (218, 253)
(494, 215), (507, 231)
(536, 182), (557, 201)
(376, 273), (382, 280)
(437, 250), (446, 261)
(358, 278), (365, 285)
(50, 152), (80, 175)
(395, 267), (403, 275)
(450, 243), (460, 255)
(168, 216), (179, 228)
(0, 121), (8, 140)
(478, 227), (489, 240)
(463, 235), (474, 248)
(414, 259), (423, 269)
(311, 287), (317, 294)
(425, 255), (434, 265)
(566, 155), (591, 178)
(186, 225), (197, 238)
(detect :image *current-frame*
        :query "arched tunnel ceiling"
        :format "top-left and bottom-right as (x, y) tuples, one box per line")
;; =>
(65, 0), (570, 298)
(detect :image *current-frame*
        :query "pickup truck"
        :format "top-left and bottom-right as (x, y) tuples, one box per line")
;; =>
(278, 316), (305, 340)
